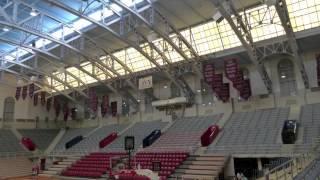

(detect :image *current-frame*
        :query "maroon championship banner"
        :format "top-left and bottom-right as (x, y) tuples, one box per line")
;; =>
(89, 88), (98, 113)
(219, 83), (230, 103)
(233, 70), (244, 91)
(29, 83), (34, 98)
(33, 93), (38, 106)
(212, 73), (223, 95)
(46, 98), (52, 112)
(22, 86), (28, 100)
(15, 87), (21, 100)
(54, 98), (61, 117)
(317, 55), (320, 86)
(63, 102), (69, 121)
(240, 79), (252, 100)
(224, 59), (239, 83)
(111, 101), (117, 117)
(40, 92), (46, 106)
(101, 95), (109, 117)
(203, 63), (215, 84)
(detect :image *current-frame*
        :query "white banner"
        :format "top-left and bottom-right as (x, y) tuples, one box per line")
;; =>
(139, 76), (153, 90)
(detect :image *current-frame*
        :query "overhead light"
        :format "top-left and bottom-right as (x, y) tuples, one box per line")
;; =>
(202, 88), (206, 92)
(30, 9), (38, 16)
(202, 103), (206, 106)
(147, 32), (158, 42)
(208, 102), (212, 105)
(17, 79), (23, 85)
(137, 99), (141, 103)
(197, 89), (201, 93)
(212, 11), (224, 23)
(163, 85), (168, 89)
(30, 76), (38, 81)
(2, 26), (9, 32)
(281, 74), (286, 79)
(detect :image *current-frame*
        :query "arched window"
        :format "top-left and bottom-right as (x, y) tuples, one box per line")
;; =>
(3, 97), (15, 122)
(170, 83), (181, 98)
(278, 59), (297, 96)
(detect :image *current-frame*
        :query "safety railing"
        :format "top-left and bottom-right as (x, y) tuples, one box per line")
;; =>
(261, 135), (320, 180)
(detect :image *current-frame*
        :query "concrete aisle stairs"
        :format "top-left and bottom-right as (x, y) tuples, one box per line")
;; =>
(38, 156), (82, 177)
(169, 155), (227, 180)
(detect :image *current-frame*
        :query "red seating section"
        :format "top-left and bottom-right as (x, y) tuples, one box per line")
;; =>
(62, 152), (126, 178)
(201, 125), (220, 146)
(134, 152), (188, 180)
(99, 132), (117, 148)
(21, 137), (36, 151)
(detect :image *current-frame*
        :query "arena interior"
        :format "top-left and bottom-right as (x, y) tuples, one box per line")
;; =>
(0, 0), (320, 179)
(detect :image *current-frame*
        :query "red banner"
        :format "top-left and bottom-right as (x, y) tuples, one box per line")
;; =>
(54, 98), (61, 117)
(203, 63), (215, 84)
(240, 79), (252, 100)
(101, 95), (109, 117)
(111, 101), (117, 117)
(63, 102), (69, 121)
(218, 83), (230, 103)
(40, 92), (46, 106)
(317, 55), (320, 86)
(33, 93), (38, 106)
(29, 83), (34, 98)
(22, 86), (28, 100)
(224, 59), (239, 83)
(89, 88), (98, 113)
(46, 98), (52, 112)
(212, 73), (223, 95)
(15, 87), (21, 100)
(233, 70), (244, 91)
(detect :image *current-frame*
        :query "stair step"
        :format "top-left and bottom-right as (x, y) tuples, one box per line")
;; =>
(179, 165), (222, 170)
(174, 169), (219, 175)
(183, 160), (224, 166)
(49, 167), (65, 171)
(188, 156), (225, 161)
(170, 173), (216, 180)
(38, 174), (54, 177)
(54, 164), (69, 168)
(60, 161), (73, 165)
(42, 170), (58, 175)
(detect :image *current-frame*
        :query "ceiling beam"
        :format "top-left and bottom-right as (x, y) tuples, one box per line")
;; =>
(0, 38), (89, 91)
(0, 36), (139, 106)
(0, 54), (89, 99)
(274, 0), (309, 88)
(0, 21), (140, 105)
(212, 0), (273, 93)
(45, 0), (193, 99)
(0, 67), (77, 102)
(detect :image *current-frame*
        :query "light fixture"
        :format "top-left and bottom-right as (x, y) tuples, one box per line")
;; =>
(212, 11), (223, 23)
(2, 26), (9, 32)
(197, 89), (201, 93)
(202, 88), (206, 92)
(281, 74), (286, 79)
(202, 103), (206, 106)
(30, 9), (38, 16)
(147, 32), (158, 42)
(163, 85), (168, 89)
(30, 76), (38, 81)
(208, 102), (212, 105)
(137, 99), (141, 103)
(17, 79), (23, 85)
